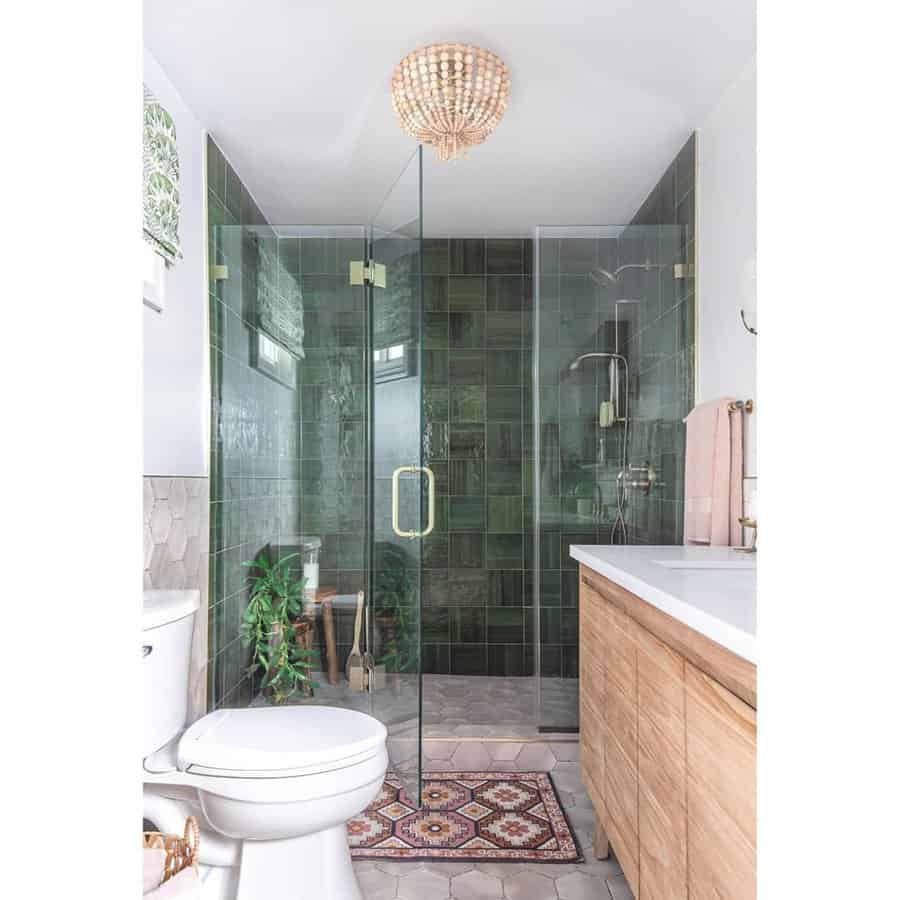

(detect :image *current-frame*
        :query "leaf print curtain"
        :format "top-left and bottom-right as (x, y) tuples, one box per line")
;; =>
(143, 86), (182, 263)
(254, 234), (305, 359)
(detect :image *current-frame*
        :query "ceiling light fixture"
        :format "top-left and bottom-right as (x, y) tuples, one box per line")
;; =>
(391, 43), (510, 161)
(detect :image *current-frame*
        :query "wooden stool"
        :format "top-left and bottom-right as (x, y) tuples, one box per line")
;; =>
(292, 618), (316, 696)
(312, 587), (339, 685)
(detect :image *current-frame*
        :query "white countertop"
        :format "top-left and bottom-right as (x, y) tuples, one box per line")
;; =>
(570, 545), (757, 663)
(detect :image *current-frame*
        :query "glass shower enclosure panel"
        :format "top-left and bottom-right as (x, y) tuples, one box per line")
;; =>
(368, 147), (425, 805)
(532, 225), (690, 732)
(207, 148), (425, 806)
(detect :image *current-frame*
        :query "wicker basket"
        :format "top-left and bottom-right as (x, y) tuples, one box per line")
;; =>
(143, 816), (199, 884)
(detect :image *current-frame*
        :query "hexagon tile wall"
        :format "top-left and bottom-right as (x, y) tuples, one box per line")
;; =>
(143, 476), (209, 720)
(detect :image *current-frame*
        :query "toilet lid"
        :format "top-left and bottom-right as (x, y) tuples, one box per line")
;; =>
(177, 706), (387, 776)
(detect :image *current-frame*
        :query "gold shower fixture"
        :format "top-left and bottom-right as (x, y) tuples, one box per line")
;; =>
(390, 43), (510, 161)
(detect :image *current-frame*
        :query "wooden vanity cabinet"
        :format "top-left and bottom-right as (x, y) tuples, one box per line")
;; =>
(685, 663), (757, 900)
(579, 565), (756, 900)
(636, 626), (688, 900)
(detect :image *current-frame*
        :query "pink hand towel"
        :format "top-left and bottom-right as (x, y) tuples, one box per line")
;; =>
(683, 398), (743, 546)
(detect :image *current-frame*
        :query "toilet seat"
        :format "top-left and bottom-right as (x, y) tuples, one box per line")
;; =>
(177, 706), (387, 779)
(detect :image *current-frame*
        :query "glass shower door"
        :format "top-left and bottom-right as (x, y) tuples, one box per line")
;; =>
(367, 147), (425, 805)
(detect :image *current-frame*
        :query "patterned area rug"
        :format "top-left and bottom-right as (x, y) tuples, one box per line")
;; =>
(347, 772), (581, 862)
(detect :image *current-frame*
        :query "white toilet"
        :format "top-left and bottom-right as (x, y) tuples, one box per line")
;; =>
(142, 590), (388, 900)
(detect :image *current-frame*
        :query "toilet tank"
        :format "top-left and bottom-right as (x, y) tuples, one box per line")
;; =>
(142, 589), (201, 758)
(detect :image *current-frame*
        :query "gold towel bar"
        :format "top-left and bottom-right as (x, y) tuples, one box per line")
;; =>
(728, 399), (754, 414)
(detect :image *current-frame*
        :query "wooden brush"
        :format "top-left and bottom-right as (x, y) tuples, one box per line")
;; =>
(346, 591), (365, 691)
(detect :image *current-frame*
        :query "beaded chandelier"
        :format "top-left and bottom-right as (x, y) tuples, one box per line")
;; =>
(391, 43), (511, 161)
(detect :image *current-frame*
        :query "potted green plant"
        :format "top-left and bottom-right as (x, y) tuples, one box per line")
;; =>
(240, 550), (318, 704)
(373, 542), (418, 676)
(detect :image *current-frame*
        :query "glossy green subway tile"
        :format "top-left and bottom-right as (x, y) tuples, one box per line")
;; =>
(429, 460), (449, 494)
(449, 496), (486, 531)
(448, 568), (489, 606)
(448, 276), (486, 310)
(423, 533), (449, 569)
(486, 533), (524, 569)
(449, 424), (486, 459)
(423, 274), (449, 312)
(487, 457), (523, 495)
(486, 239), (524, 274)
(207, 137), (226, 201)
(487, 349), (523, 385)
(489, 571), (525, 606)
(423, 644), (450, 674)
(449, 239), (485, 275)
(560, 571), (579, 608)
(450, 643), (488, 675)
(423, 349), (449, 383)
(487, 275), (527, 311)
(423, 570), (450, 606)
(424, 309), (449, 348)
(224, 163), (243, 219)
(423, 239), (449, 274)
(486, 311), (523, 348)
(449, 311), (485, 348)
(540, 607), (561, 643)
(450, 385), (486, 422)
(423, 606), (450, 641)
(488, 644), (529, 677)
(425, 386), (450, 422)
(487, 387), (522, 422)
(488, 496), (523, 532)
(422, 421), (450, 464)
(452, 607), (485, 642)
(448, 350), (486, 384)
(558, 239), (596, 274)
(277, 238), (300, 272)
(486, 422), (523, 460)
(449, 532), (484, 568)
(487, 607), (524, 642)
(449, 459), (485, 495)
(300, 237), (338, 274)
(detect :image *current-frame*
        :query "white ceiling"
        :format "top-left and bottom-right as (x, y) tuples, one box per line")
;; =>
(145, 0), (755, 236)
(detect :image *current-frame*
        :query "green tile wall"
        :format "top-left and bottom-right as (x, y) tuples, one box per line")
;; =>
(622, 133), (696, 547)
(534, 134), (697, 695)
(207, 138), (696, 693)
(421, 238), (534, 677)
(207, 135), (287, 710)
(207, 137), (368, 707)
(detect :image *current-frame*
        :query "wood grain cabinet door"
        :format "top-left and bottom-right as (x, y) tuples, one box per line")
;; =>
(636, 628), (687, 900)
(685, 662), (757, 900)
(603, 601), (640, 894)
(579, 579), (608, 820)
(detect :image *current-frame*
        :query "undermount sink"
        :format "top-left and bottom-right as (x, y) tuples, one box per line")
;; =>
(652, 557), (756, 570)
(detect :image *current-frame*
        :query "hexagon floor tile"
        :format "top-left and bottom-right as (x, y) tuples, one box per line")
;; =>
(450, 870), (504, 900)
(396, 868), (451, 900)
(502, 870), (559, 900)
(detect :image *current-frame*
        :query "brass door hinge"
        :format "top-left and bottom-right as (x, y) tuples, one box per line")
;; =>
(349, 260), (386, 289)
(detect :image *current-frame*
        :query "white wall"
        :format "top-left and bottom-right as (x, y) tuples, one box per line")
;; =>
(697, 55), (757, 514)
(143, 50), (208, 476)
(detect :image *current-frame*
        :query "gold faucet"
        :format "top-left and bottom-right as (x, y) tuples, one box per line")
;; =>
(735, 516), (757, 553)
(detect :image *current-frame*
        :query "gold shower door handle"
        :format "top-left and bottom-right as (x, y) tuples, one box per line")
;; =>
(391, 465), (436, 539)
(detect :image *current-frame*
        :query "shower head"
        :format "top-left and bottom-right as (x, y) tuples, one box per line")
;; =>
(567, 351), (626, 371)
(588, 267), (617, 288)
(588, 261), (668, 288)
